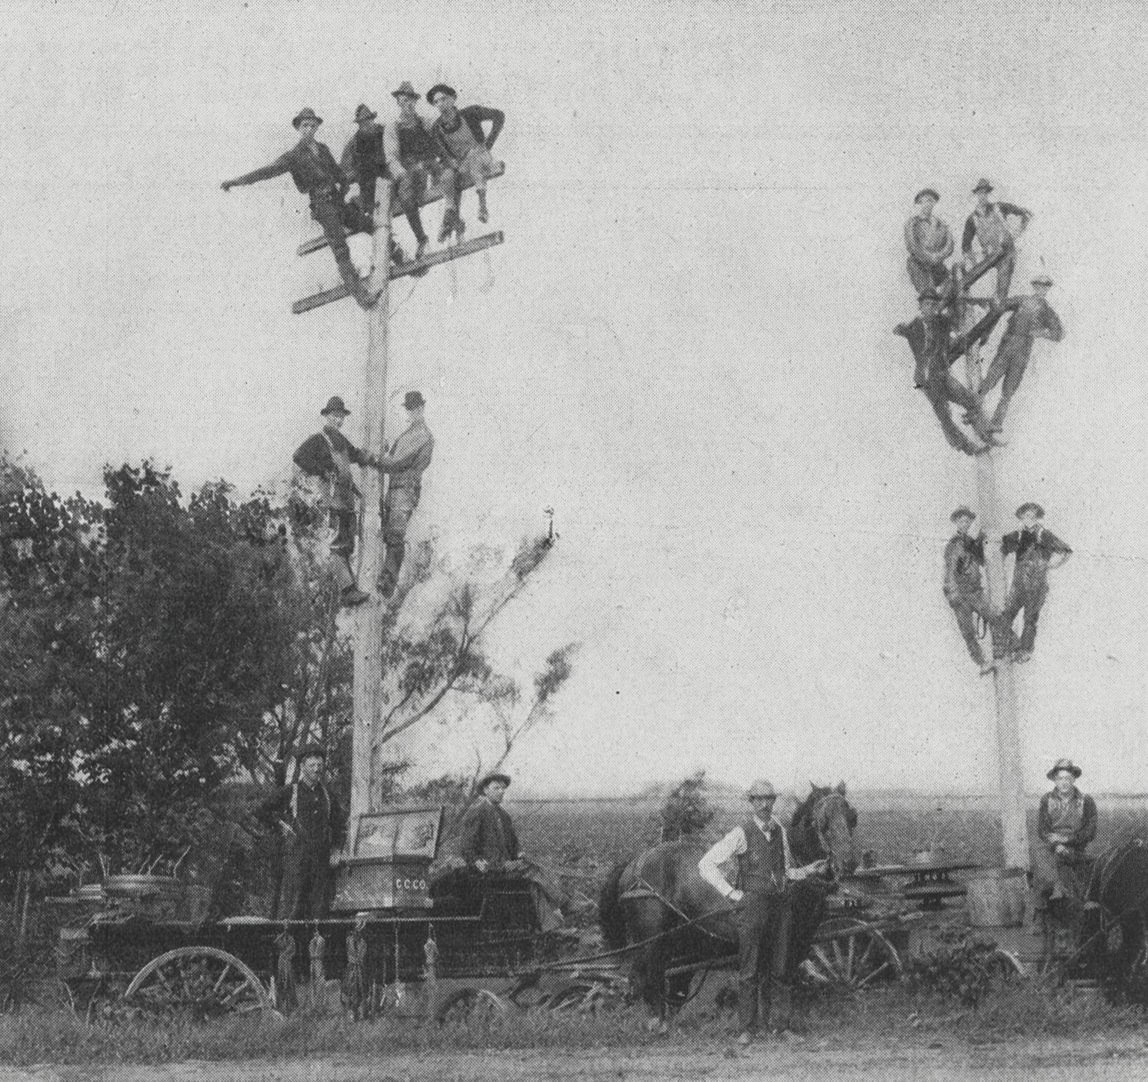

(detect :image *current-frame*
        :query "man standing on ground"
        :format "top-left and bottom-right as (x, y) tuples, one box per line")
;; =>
(979, 274), (1064, 434)
(257, 744), (346, 921)
(1000, 503), (1072, 663)
(427, 84), (504, 242)
(1032, 759), (1097, 919)
(961, 179), (1033, 305)
(905, 188), (954, 296)
(943, 507), (1001, 676)
(698, 780), (827, 1044)
(221, 108), (378, 310)
(377, 391), (434, 598)
(391, 82), (442, 261)
(293, 396), (374, 607)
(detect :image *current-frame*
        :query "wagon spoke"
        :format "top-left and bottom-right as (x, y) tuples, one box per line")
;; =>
(211, 964), (234, 994)
(846, 934), (856, 975)
(855, 960), (892, 989)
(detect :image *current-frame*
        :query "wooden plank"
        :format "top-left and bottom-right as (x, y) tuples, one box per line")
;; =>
(298, 162), (505, 256)
(292, 232), (504, 313)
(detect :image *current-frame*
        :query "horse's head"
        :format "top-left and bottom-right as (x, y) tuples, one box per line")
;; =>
(792, 782), (859, 878)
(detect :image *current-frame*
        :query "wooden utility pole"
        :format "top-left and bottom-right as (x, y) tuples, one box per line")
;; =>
(954, 263), (1030, 871)
(349, 185), (392, 830)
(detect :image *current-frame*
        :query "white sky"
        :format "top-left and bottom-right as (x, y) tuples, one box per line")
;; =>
(3, 0), (1148, 794)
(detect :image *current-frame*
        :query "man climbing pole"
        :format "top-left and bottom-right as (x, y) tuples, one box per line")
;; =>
(377, 391), (434, 598)
(221, 107), (379, 310)
(1000, 503), (1072, 663)
(293, 395), (375, 607)
(943, 507), (1002, 675)
(961, 179), (1033, 305)
(427, 84), (505, 242)
(894, 289), (995, 455)
(979, 273), (1064, 434)
(904, 188), (954, 296)
(391, 82), (443, 261)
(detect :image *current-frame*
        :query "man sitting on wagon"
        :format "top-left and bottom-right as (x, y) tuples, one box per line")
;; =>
(1031, 758), (1097, 921)
(459, 772), (565, 932)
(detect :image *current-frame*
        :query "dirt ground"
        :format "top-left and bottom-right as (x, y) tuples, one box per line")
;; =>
(6, 1035), (1148, 1082)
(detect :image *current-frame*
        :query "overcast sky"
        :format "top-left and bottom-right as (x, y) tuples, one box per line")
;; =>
(3, 0), (1147, 795)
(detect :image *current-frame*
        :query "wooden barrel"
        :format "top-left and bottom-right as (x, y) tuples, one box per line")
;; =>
(966, 867), (1026, 927)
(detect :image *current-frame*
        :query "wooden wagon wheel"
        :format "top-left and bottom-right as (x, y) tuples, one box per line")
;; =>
(803, 920), (902, 992)
(434, 987), (510, 1026)
(124, 947), (273, 1019)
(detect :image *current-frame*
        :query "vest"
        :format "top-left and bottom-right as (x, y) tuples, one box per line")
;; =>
(322, 429), (355, 511)
(735, 819), (787, 895)
(397, 116), (438, 162)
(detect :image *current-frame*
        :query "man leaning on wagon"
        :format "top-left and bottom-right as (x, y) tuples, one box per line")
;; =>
(698, 780), (827, 1045)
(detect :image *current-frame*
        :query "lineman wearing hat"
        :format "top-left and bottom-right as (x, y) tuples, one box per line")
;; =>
(904, 188), (954, 296)
(961, 179), (1033, 304)
(256, 743), (346, 921)
(221, 108), (379, 310)
(391, 82), (445, 260)
(459, 773), (565, 931)
(1032, 759), (1096, 920)
(943, 507), (1004, 675)
(293, 395), (377, 607)
(978, 274), (1064, 435)
(699, 781), (828, 1044)
(999, 503), (1072, 662)
(376, 391), (434, 598)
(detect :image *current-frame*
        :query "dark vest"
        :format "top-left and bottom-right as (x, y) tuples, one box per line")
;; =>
(736, 819), (787, 895)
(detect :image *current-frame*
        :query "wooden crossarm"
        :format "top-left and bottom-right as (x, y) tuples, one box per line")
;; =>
(292, 232), (504, 314)
(298, 162), (505, 256)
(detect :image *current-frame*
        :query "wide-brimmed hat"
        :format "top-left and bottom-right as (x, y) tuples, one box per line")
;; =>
(477, 772), (511, 792)
(392, 81), (420, 100)
(292, 107), (322, 130)
(403, 390), (426, 410)
(914, 188), (940, 204)
(1031, 273), (1053, 287)
(950, 506), (976, 523)
(1016, 502), (1045, 519)
(1047, 758), (1082, 780)
(321, 395), (350, 416)
(426, 83), (457, 105)
(747, 779), (777, 799)
(295, 742), (326, 762)
(354, 104), (377, 123)
(972, 178), (994, 194)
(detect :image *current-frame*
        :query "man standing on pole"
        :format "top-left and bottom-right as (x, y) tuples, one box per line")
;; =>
(904, 188), (954, 296)
(961, 179), (1032, 305)
(1000, 503), (1072, 663)
(391, 82), (442, 261)
(221, 107), (379, 310)
(293, 396), (374, 607)
(979, 274), (1064, 434)
(698, 780), (827, 1044)
(377, 391), (434, 598)
(943, 507), (1002, 675)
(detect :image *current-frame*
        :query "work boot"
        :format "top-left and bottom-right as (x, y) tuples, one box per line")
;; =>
(1013, 650), (1032, 664)
(477, 192), (489, 223)
(414, 237), (427, 262)
(980, 660), (996, 676)
(437, 209), (457, 243)
(341, 586), (370, 608)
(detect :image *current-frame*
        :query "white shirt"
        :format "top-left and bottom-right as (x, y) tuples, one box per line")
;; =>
(698, 815), (809, 899)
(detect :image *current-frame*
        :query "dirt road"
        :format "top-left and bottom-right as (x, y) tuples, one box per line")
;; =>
(6, 1035), (1148, 1082)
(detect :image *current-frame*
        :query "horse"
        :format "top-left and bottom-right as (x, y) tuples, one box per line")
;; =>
(1077, 838), (1148, 1000)
(599, 783), (859, 1028)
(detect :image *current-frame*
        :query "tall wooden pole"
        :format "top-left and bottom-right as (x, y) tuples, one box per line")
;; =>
(350, 185), (392, 831)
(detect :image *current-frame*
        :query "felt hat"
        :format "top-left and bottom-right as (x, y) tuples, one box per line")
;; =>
(354, 104), (377, 123)
(292, 107), (322, 129)
(1015, 502), (1045, 519)
(914, 188), (940, 204)
(403, 390), (426, 410)
(1047, 758), (1082, 780)
(295, 742), (326, 762)
(973, 178), (994, 193)
(1031, 273), (1053, 287)
(747, 779), (777, 799)
(426, 83), (457, 105)
(321, 395), (350, 416)
(392, 81), (420, 100)
(950, 506), (976, 523)
(477, 772), (511, 792)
